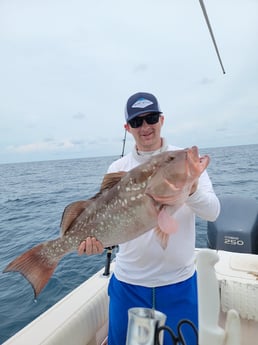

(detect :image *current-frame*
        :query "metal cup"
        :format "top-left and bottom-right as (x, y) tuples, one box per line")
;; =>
(126, 307), (167, 345)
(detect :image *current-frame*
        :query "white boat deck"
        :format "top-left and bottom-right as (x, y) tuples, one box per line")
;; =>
(3, 250), (258, 345)
(216, 250), (258, 345)
(3, 266), (111, 345)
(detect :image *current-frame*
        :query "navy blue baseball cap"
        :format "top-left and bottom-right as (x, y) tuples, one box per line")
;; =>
(125, 92), (162, 122)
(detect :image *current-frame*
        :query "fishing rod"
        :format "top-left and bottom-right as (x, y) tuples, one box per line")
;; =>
(198, 0), (226, 74)
(103, 129), (127, 276)
(120, 128), (127, 158)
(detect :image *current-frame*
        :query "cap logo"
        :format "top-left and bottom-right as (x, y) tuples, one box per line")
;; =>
(132, 97), (153, 109)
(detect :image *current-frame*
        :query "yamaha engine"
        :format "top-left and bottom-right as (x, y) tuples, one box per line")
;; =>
(207, 195), (258, 254)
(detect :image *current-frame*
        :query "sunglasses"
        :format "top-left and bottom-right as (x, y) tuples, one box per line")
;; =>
(128, 113), (160, 128)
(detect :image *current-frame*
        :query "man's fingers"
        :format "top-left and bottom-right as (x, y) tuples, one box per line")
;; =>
(78, 240), (87, 256)
(88, 237), (104, 254)
(95, 238), (104, 254)
(78, 237), (104, 255)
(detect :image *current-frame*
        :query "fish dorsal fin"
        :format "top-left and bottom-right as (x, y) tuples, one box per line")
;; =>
(100, 172), (127, 191)
(60, 172), (126, 235)
(60, 200), (90, 235)
(90, 172), (127, 200)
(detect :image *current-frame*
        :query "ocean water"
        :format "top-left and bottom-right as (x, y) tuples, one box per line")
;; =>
(0, 144), (257, 343)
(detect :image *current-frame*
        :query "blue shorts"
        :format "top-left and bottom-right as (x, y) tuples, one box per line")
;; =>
(107, 272), (198, 345)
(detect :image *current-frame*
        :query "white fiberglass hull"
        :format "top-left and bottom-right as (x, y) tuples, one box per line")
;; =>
(3, 249), (258, 345)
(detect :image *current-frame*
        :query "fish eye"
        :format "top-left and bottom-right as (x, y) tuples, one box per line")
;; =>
(167, 156), (175, 162)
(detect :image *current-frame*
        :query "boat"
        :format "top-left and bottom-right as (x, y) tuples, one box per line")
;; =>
(3, 195), (258, 345)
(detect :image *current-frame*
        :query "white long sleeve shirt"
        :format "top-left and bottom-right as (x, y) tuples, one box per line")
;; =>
(107, 140), (220, 287)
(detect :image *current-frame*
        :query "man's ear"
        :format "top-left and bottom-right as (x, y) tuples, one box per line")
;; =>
(124, 123), (130, 132)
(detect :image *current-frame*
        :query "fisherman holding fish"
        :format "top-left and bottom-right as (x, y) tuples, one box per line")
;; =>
(78, 92), (221, 345)
(4, 92), (220, 344)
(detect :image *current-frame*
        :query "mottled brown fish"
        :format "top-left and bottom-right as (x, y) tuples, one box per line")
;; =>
(3, 146), (209, 297)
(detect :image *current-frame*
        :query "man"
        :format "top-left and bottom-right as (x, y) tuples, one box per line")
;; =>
(78, 92), (220, 344)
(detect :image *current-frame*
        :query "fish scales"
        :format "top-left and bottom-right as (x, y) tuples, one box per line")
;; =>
(3, 147), (210, 297)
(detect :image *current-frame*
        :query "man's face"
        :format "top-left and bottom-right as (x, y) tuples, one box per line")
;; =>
(125, 113), (164, 151)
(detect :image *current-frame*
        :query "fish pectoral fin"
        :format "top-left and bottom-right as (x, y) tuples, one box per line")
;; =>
(3, 242), (59, 298)
(154, 207), (178, 249)
(100, 172), (127, 192)
(60, 200), (90, 234)
(157, 207), (178, 234)
(154, 227), (169, 249)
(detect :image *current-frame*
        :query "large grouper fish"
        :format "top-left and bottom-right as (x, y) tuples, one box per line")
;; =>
(3, 146), (209, 297)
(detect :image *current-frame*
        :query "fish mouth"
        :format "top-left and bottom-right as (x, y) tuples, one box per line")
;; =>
(184, 147), (210, 175)
(146, 188), (186, 206)
(151, 194), (186, 206)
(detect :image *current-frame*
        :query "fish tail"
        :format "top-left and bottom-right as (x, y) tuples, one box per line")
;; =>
(3, 243), (60, 298)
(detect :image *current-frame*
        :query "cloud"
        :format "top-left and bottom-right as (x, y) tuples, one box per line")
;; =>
(133, 63), (148, 73)
(73, 112), (86, 120)
(0, 0), (257, 163)
(7, 139), (76, 153)
(216, 127), (228, 133)
(199, 77), (215, 85)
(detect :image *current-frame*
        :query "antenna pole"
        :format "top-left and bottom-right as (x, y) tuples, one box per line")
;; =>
(121, 129), (127, 157)
(199, 0), (226, 74)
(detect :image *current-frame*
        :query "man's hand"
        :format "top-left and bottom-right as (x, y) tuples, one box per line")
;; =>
(78, 237), (104, 255)
(189, 180), (198, 196)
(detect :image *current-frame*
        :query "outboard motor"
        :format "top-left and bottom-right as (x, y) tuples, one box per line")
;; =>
(207, 195), (258, 254)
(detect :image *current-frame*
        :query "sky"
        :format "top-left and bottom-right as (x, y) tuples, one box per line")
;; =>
(0, 0), (257, 164)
